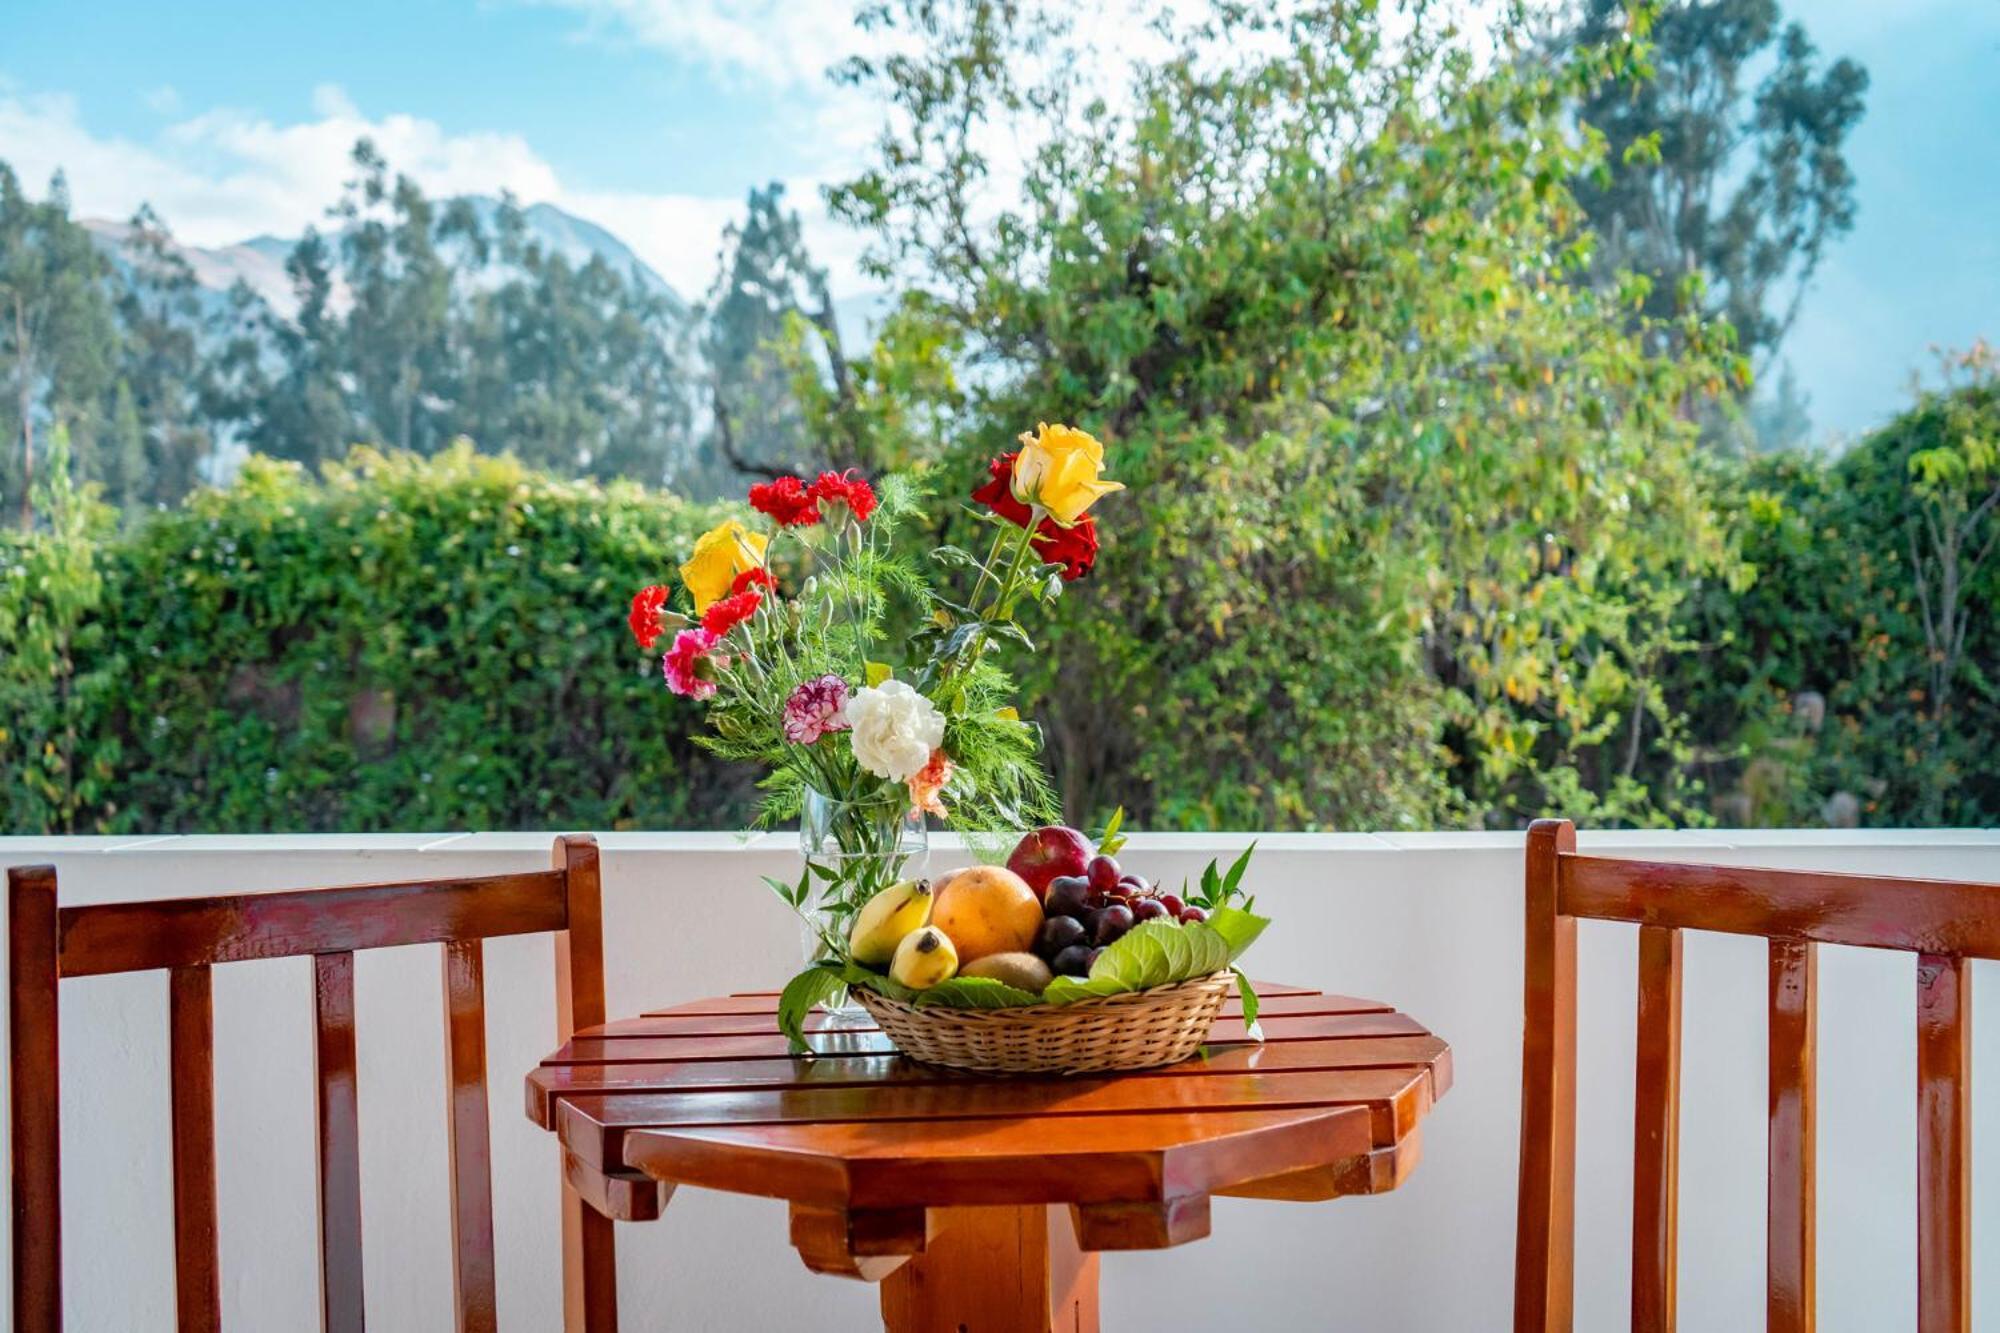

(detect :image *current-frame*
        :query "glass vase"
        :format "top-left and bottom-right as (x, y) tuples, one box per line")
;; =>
(798, 786), (930, 1023)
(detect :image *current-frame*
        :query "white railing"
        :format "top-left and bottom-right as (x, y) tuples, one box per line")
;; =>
(4, 829), (1997, 1331)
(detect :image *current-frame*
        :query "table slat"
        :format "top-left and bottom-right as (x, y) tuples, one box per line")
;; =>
(557, 1064), (1430, 1174)
(619, 1105), (1376, 1210)
(546, 1011), (1428, 1067)
(639, 987), (1363, 1022)
(526, 1034), (1451, 1127)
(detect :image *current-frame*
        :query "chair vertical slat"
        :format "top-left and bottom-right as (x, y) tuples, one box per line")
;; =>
(170, 965), (221, 1332)
(442, 940), (498, 1333)
(9, 866), (63, 1333)
(1767, 939), (1818, 1333)
(1631, 925), (1683, 1333)
(314, 950), (366, 1333)
(554, 836), (618, 1333)
(1514, 819), (1577, 1333)
(1916, 953), (1971, 1333)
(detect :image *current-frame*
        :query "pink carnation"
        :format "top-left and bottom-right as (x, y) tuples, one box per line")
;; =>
(783, 674), (852, 744)
(663, 628), (724, 700)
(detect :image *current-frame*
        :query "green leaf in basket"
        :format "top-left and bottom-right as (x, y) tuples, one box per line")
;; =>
(777, 962), (848, 1054)
(911, 977), (1045, 1008)
(1180, 922), (1233, 977)
(841, 961), (917, 1005)
(1042, 974), (1129, 1004)
(1093, 920), (1175, 989)
(1232, 966), (1264, 1042)
(1204, 905), (1271, 963)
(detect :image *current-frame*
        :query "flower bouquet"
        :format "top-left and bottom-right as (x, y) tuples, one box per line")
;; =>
(629, 423), (1272, 1072)
(628, 424), (1122, 970)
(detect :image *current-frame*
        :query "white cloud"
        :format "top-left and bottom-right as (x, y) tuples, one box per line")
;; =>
(537, 0), (885, 89)
(0, 83), (868, 299)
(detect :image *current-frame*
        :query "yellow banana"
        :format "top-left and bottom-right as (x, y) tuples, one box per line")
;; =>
(848, 878), (934, 966)
(889, 925), (958, 989)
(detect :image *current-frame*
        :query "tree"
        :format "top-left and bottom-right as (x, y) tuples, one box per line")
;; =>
(700, 184), (853, 481)
(825, 0), (1744, 828)
(332, 140), (455, 456)
(1903, 343), (2000, 820)
(0, 166), (117, 523)
(1562, 0), (1868, 376)
(109, 204), (211, 508)
(210, 228), (353, 470)
(453, 194), (694, 484)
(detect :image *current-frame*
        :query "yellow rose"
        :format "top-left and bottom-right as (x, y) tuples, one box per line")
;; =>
(680, 519), (770, 613)
(1011, 422), (1124, 525)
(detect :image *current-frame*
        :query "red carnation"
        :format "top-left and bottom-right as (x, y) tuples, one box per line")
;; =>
(731, 566), (776, 595)
(749, 475), (821, 527)
(701, 588), (763, 637)
(628, 585), (672, 650)
(971, 452), (1099, 581)
(809, 469), (878, 523)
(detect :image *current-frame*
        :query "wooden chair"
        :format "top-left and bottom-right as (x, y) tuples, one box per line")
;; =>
(1514, 817), (1990, 1333)
(9, 835), (619, 1333)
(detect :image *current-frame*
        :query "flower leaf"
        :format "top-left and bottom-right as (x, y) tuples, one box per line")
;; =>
(777, 962), (848, 1054)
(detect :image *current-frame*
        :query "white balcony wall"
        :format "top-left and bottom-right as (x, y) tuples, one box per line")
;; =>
(3, 829), (1998, 1332)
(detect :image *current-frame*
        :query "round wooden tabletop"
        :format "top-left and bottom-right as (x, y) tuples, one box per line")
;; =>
(529, 980), (1450, 1332)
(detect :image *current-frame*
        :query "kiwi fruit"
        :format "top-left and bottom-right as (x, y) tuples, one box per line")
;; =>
(959, 951), (1054, 993)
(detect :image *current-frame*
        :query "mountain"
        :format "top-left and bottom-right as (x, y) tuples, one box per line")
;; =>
(82, 197), (686, 323)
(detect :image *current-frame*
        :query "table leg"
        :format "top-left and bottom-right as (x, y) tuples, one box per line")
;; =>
(879, 1205), (1100, 1333)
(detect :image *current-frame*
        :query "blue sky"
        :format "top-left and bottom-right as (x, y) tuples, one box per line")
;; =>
(1, 0), (1995, 440)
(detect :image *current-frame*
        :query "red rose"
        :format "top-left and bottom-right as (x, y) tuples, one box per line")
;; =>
(972, 452), (1033, 525)
(1033, 514), (1098, 580)
(700, 588), (763, 637)
(809, 469), (878, 522)
(971, 452), (1098, 581)
(748, 475), (821, 527)
(731, 567), (777, 595)
(628, 585), (671, 650)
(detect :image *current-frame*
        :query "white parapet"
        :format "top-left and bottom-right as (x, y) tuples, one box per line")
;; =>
(3, 829), (1997, 1331)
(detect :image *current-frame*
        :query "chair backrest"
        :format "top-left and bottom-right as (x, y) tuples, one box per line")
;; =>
(1514, 817), (1995, 1333)
(8, 835), (614, 1333)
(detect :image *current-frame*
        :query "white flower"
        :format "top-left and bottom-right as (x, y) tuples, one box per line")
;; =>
(840, 680), (946, 782)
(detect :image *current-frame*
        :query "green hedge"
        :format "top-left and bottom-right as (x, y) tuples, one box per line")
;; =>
(4, 444), (756, 833)
(1671, 383), (2000, 826)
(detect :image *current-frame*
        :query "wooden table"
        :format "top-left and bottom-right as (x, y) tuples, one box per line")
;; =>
(527, 981), (1450, 1332)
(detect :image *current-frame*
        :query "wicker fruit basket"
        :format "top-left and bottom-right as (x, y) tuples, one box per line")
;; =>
(853, 971), (1233, 1075)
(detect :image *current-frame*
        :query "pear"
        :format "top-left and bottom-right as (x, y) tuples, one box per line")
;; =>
(889, 925), (959, 989)
(848, 879), (934, 966)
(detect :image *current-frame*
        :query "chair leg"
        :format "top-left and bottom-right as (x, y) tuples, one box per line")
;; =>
(562, 1181), (618, 1333)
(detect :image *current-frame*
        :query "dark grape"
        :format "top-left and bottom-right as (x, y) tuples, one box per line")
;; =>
(1158, 893), (1186, 918)
(1093, 903), (1135, 945)
(1045, 876), (1090, 919)
(1129, 897), (1169, 924)
(1086, 855), (1122, 893)
(1084, 947), (1104, 971)
(1035, 915), (1087, 957)
(1118, 874), (1149, 894)
(1051, 944), (1095, 977)
(1179, 905), (1208, 925)
(1104, 881), (1134, 902)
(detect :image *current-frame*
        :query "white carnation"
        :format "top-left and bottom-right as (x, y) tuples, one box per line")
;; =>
(840, 680), (946, 782)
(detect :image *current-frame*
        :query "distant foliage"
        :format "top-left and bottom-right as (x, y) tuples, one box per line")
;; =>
(821, 0), (1744, 828)
(0, 430), (122, 832)
(4, 445), (756, 833)
(1672, 358), (2000, 826)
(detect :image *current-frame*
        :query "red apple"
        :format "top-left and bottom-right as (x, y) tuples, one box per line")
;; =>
(1006, 825), (1093, 902)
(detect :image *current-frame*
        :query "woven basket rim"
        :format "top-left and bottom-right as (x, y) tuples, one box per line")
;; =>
(853, 969), (1230, 1026)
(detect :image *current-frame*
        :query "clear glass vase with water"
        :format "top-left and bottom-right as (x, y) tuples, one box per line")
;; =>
(797, 787), (930, 1023)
